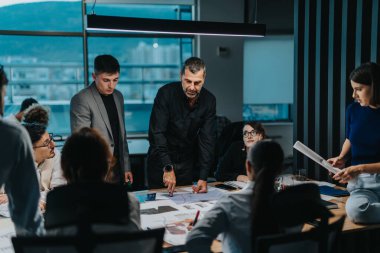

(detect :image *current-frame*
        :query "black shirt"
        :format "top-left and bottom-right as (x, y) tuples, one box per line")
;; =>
(100, 93), (120, 160)
(214, 141), (247, 181)
(148, 82), (216, 180)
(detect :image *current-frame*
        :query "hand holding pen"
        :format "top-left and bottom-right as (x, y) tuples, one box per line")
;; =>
(187, 210), (200, 231)
(192, 210), (200, 226)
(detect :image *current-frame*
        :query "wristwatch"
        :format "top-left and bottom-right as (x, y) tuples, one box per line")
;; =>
(163, 164), (173, 173)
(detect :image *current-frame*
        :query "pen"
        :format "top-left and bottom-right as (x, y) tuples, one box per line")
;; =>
(192, 210), (200, 226)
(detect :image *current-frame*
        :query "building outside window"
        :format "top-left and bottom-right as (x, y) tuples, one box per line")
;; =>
(0, 0), (193, 135)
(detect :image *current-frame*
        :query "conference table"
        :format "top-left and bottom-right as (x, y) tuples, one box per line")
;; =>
(1, 182), (380, 253)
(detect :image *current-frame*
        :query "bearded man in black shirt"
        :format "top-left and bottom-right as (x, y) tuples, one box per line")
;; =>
(147, 57), (216, 194)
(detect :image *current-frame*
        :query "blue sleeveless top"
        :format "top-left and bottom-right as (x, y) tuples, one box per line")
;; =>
(346, 102), (380, 165)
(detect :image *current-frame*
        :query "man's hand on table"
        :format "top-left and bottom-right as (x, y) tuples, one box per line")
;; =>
(163, 170), (176, 195)
(192, 179), (207, 193)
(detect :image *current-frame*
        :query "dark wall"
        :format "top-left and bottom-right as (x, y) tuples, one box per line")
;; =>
(258, 0), (294, 34)
(294, 0), (380, 180)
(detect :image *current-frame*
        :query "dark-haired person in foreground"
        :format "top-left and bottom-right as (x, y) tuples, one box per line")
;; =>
(5, 97), (38, 123)
(147, 57), (216, 194)
(0, 65), (43, 235)
(70, 55), (133, 185)
(186, 141), (284, 253)
(45, 127), (140, 234)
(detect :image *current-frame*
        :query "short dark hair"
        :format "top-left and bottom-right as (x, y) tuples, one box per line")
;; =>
(20, 97), (38, 112)
(94, 55), (120, 75)
(22, 104), (49, 144)
(61, 127), (114, 184)
(181, 57), (206, 76)
(0, 65), (8, 116)
(244, 121), (267, 139)
(349, 62), (380, 106)
(0, 65), (8, 87)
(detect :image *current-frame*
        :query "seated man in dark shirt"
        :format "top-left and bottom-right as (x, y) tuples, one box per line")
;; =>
(147, 57), (216, 194)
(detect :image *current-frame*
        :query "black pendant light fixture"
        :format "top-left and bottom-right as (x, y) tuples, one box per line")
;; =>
(86, 15), (265, 37)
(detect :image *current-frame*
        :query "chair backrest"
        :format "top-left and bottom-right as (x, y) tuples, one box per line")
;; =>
(255, 215), (345, 253)
(12, 228), (165, 253)
(271, 184), (333, 229)
(44, 182), (130, 229)
(216, 121), (244, 158)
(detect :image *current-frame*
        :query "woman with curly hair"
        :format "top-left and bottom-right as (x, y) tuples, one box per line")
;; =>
(22, 104), (66, 209)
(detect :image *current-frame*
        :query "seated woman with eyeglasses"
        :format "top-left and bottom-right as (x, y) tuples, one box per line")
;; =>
(22, 104), (66, 210)
(215, 122), (266, 182)
(0, 105), (65, 211)
(44, 127), (141, 234)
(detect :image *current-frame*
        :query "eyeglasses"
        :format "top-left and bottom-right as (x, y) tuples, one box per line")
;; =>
(243, 130), (258, 138)
(33, 133), (55, 149)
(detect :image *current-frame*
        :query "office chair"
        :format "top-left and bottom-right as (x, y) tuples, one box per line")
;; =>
(271, 184), (334, 229)
(44, 182), (131, 229)
(12, 227), (165, 253)
(255, 215), (345, 253)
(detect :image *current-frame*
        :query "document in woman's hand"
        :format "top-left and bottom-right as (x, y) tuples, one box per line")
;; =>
(293, 141), (341, 175)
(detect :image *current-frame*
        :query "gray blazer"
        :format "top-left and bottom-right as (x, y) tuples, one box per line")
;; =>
(70, 83), (131, 172)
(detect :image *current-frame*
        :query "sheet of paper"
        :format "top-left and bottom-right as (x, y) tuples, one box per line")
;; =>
(0, 204), (10, 218)
(0, 223), (15, 253)
(293, 141), (341, 174)
(161, 210), (199, 246)
(178, 200), (217, 212)
(224, 181), (247, 189)
(321, 194), (336, 201)
(157, 188), (225, 205)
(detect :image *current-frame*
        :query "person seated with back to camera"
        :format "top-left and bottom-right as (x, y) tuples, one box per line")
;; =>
(44, 127), (141, 235)
(214, 121), (266, 182)
(0, 104), (66, 211)
(186, 140), (284, 253)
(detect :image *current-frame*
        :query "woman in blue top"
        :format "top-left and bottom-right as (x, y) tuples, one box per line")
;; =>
(328, 62), (380, 224)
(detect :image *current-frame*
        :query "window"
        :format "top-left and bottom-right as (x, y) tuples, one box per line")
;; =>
(243, 35), (293, 122)
(1, 1), (193, 135)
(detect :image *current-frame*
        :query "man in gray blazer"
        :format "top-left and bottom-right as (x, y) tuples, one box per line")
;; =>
(70, 55), (133, 184)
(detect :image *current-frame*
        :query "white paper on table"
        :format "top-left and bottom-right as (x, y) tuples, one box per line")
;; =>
(159, 188), (225, 205)
(178, 200), (217, 212)
(0, 204), (10, 218)
(280, 174), (336, 188)
(224, 181), (248, 189)
(293, 141), (341, 174)
(0, 225), (15, 253)
(161, 210), (199, 246)
(140, 200), (212, 245)
(321, 194), (337, 201)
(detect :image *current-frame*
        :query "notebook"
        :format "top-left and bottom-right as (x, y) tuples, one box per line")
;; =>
(319, 185), (349, 197)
